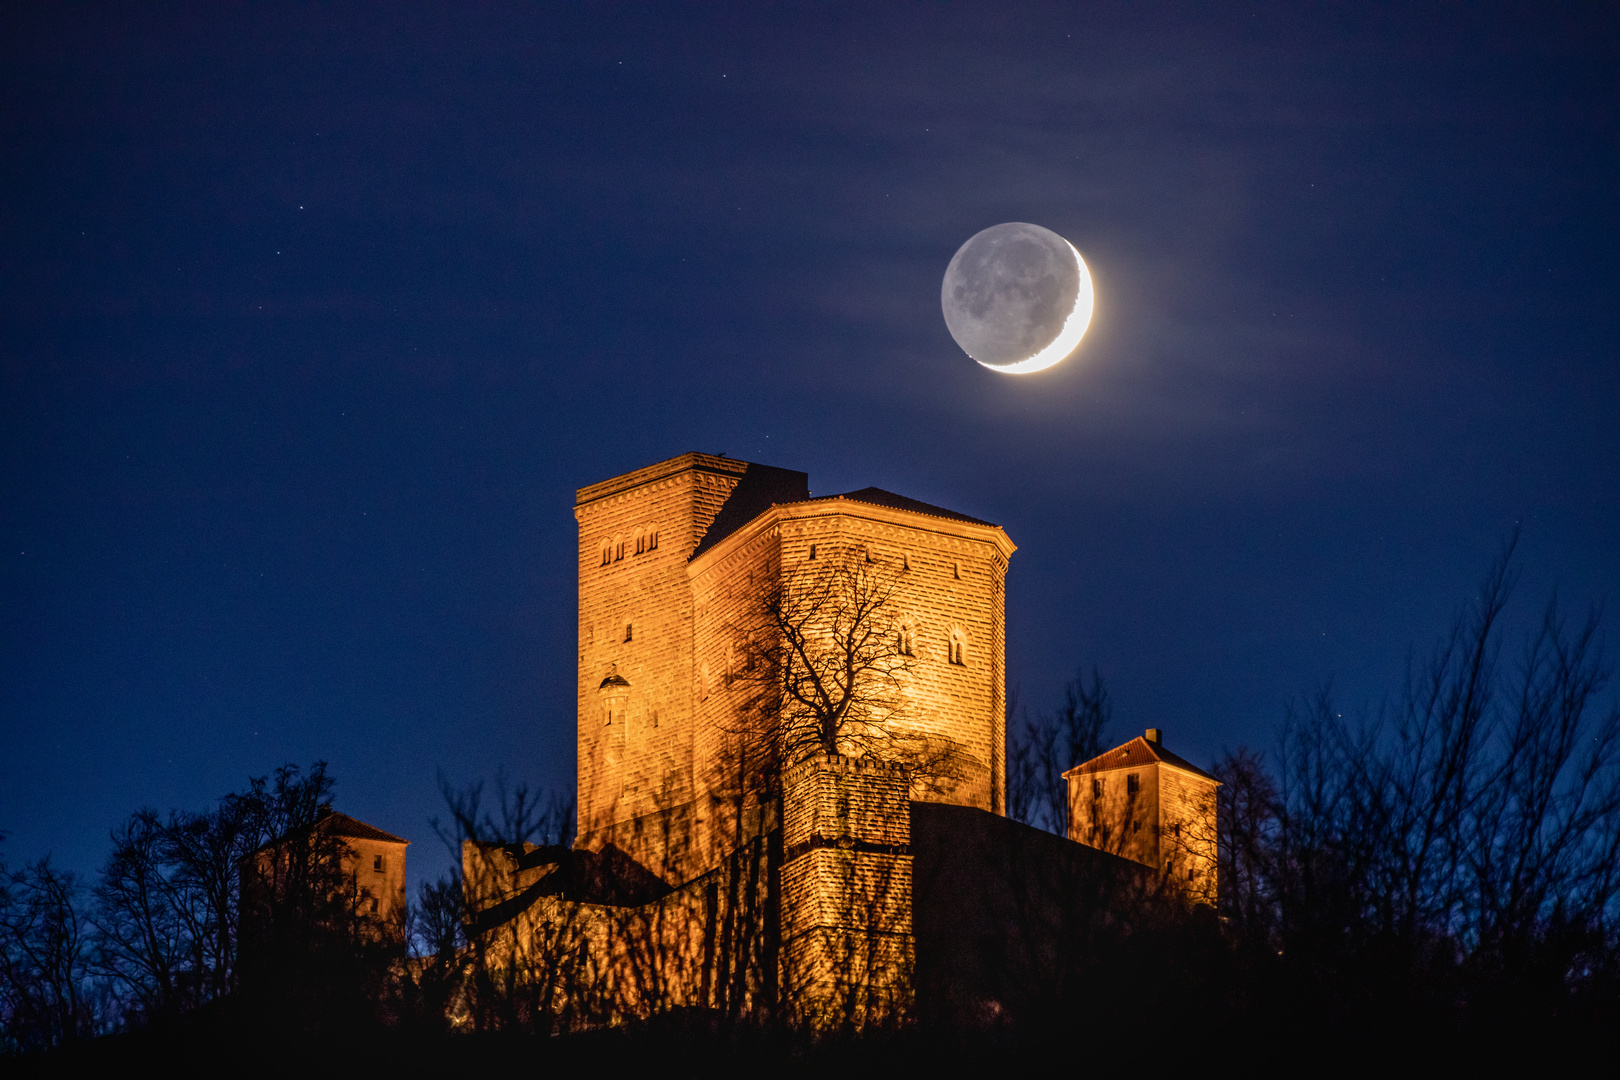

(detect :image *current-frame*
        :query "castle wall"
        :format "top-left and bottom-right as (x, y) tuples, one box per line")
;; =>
(461, 836), (775, 1028)
(574, 454), (752, 868)
(576, 455), (1012, 889)
(1069, 760), (1159, 865)
(688, 521), (782, 870)
(1157, 765), (1219, 903)
(779, 754), (913, 1030)
(342, 836), (409, 926)
(690, 498), (1011, 817)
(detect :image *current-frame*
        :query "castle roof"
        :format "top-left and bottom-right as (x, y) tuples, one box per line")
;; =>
(321, 811), (409, 845)
(688, 465), (998, 560)
(1063, 735), (1218, 783)
(252, 809), (409, 854)
(690, 461), (812, 558)
(819, 487), (996, 527)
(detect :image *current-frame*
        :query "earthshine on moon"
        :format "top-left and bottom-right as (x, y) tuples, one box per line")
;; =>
(941, 222), (1094, 374)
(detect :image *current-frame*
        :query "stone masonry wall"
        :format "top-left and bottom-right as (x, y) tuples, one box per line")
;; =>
(574, 454), (747, 873)
(1158, 766), (1219, 903)
(779, 754), (913, 1029)
(1067, 758), (1219, 903)
(690, 499), (1010, 816)
(1069, 760), (1160, 866)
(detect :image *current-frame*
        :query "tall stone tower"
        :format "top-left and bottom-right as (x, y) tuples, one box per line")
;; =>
(575, 453), (1015, 885)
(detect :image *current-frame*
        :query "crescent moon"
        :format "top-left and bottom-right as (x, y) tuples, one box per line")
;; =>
(976, 240), (1094, 375)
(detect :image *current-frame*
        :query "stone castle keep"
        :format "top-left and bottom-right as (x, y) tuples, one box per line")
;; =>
(462, 453), (1218, 1028)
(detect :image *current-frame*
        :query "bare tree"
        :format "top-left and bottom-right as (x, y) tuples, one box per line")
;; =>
(0, 856), (98, 1052)
(428, 770), (583, 1033)
(728, 549), (960, 789)
(90, 810), (191, 1021)
(1009, 668), (1111, 836)
(1209, 535), (1620, 1029)
(430, 768), (575, 855)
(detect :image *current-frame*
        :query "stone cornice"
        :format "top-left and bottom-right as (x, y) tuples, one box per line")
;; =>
(687, 495), (1016, 579)
(575, 452), (747, 509)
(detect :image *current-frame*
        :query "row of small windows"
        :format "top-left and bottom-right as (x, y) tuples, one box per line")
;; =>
(1089, 773), (1141, 799)
(600, 524), (659, 566)
(896, 622), (969, 666)
(806, 544), (958, 579)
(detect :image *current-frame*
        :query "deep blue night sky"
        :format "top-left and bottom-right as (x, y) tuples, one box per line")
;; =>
(3, 5), (1616, 893)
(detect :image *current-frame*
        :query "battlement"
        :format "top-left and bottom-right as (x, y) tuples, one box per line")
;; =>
(783, 754), (911, 854)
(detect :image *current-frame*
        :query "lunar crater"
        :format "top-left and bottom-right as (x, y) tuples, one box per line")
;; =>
(941, 222), (1093, 374)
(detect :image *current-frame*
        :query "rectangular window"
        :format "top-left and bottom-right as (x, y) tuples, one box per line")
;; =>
(373, 854), (384, 872)
(1126, 773), (1140, 795)
(1091, 779), (1102, 799)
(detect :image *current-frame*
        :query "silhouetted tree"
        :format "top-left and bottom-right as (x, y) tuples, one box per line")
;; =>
(1212, 535), (1620, 1033)
(1009, 668), (1111, 836)
(235, 764), (407, 1031)
(427, 770), (578, 1033)
(728, 550), (962, 789)
(0, 855), (99, 1052)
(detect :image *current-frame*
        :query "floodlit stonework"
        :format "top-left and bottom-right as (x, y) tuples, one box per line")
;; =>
(1064, 728), (1220, 904)
(462, 452), (1218, 1029)
(572, 452), (1014, 882)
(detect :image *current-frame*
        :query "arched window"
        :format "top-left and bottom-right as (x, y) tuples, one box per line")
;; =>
(646, 524), (659, 551)
(947, 624), (968, 666)
(633, 527), (645, 555)
(599, 538), (612, 567)
(898, 622), (915, 656)
(624, 622), (633, 643)
(612, 534), (625, 562)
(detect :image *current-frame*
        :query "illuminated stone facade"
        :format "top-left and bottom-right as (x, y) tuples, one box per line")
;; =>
(1063, 729), (1219, 903)
(460, 452), (1219, 1029)
(573, 452), (1015, 885)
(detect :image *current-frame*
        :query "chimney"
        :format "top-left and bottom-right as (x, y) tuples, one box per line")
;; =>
(1144, 728), (1162, 745)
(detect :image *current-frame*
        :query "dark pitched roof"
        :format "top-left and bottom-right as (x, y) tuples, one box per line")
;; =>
(689, 468), (999, 562)
(319, 810), (409, 845)
(690, 462), (811, 558)
(250, 809), (409, 856)
(1063, 736), (1218, 783)
(822, 488), (996, 527)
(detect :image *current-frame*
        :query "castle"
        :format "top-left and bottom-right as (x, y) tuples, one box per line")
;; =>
(461, 453), (1218, 1029)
